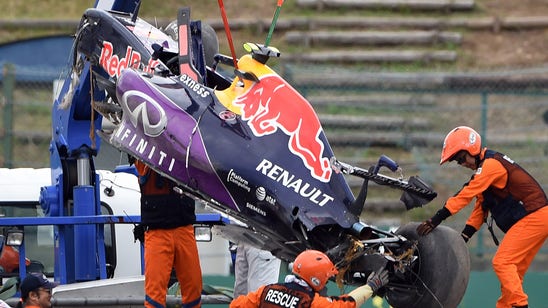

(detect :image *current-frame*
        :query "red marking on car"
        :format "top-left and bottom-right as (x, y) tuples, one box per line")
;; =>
(233, 75), (331, 182)
(219, 110), (236, 121)
(99, 41), (159, 78)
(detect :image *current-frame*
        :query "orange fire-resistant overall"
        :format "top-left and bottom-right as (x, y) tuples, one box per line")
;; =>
(443, 149), (548, 308)
(135, 161), (202, 308)
(230, 281), (360, 308)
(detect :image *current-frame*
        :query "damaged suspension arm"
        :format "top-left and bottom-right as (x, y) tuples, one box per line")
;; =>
(330, 157), (437, 210)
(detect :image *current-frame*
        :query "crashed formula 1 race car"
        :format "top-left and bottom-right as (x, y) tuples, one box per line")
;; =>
(56, 0), (470, 307)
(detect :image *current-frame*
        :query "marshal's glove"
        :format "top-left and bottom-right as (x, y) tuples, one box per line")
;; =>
(366, 267), (389, 294)
(349, 267), (390, 306)
(416, 219), (438, 236)
(417, 207), (452, 236)
(461, 224), (477, 243)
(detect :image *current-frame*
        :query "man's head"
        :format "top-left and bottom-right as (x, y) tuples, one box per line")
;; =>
(20, 273), (58, 308)
(292, 250), (338, 291)
(440, 126), (482, 167)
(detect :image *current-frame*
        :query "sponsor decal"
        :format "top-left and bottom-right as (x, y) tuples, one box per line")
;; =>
(256, 187), (276, 205)
(227, 169), (251, 192)
(120, 90), (167, 137)
(219, 110), (237, 122)
(256, 186), (266, 201)
(114, 121), (176, 172)
(475, 167), (482, 175)
(246, 202), (266, 217)
(114, 87), (173, 171)
(179, 73), (211, 98)
(256, 159), (334, 207)
(233, 75), (332, 182)
(99, 41), (159, 78)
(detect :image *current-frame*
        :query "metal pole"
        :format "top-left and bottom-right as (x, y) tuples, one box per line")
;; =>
(265, 0), (285, 47)
(2, 63), (15, 168)
(480, 91), (488, 145)
(476, 91), (489, 257)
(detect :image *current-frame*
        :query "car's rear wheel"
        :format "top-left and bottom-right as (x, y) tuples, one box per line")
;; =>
(384, 222), (470, 308)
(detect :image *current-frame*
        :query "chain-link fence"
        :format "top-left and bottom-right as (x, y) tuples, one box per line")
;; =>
(1, 64), (55, 168)
(2, 61), (548, 265)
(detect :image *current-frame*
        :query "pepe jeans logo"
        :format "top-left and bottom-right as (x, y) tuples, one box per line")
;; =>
(120, 90), (167, 137)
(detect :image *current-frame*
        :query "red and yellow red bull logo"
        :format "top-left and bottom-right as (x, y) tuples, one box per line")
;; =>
(233, 74), (332, 183)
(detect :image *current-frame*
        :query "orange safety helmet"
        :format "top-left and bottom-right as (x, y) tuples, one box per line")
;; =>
(440, 126), (482, 165)
(292, 250), (338, 291)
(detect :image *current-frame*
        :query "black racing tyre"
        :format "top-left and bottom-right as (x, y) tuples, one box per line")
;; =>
(385, 222), (470, 308)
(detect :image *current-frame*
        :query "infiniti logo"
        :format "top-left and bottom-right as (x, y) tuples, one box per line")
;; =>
(121, 90), (167, 137)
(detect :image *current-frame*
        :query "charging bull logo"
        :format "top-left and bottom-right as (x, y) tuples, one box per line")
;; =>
(233, 75), (332, 182)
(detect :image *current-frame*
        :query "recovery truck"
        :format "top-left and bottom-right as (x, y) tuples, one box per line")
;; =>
(0, 167), (232, 306)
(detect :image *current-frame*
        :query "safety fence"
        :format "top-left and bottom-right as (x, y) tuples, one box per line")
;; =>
(1, 63), (54, 168)
(1, 62), (548, 264)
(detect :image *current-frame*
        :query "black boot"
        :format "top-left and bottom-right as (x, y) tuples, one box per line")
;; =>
(513, 305), (528, 308)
